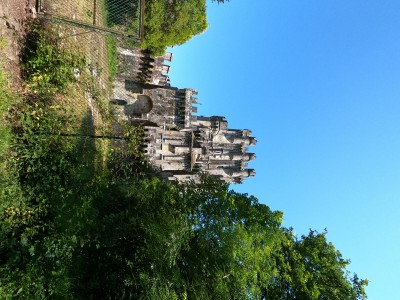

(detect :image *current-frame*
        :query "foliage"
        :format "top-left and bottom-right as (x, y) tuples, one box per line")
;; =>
(105, 35), (118, 83)
(141, 0), (232, 55)
(107, 120), (147, 178)
(0, 79), (368, 300)
(0, 19), (368, 300)
(104, 0), (141, 34)
(0, 58), (22, 235)
(263, 229), (368, 299)
(0, 104), (81, 299)
(0, 66), (17, 169)
(0, 93), (145, 299)
(21, 22), (85, 97)
(0, 85), (369, 300)
(271, 230), (368, 299)
(0, 158), (368, 299)
(178, 176), (284, 299)
(142, 0), (208, 55)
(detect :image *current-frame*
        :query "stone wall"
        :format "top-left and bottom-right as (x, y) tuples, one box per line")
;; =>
(111, 49), (256, 184)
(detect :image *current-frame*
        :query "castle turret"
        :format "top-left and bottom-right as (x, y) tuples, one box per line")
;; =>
(111, 50), (257, 184)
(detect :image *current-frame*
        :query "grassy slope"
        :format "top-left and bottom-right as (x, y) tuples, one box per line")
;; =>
(0, 41), (18, 175)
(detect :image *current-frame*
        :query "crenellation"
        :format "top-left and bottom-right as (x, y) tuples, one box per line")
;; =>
(112, 49), (257, 184)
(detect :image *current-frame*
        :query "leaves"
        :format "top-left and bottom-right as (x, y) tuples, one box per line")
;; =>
(264, 229), (368, 300)
(142, 0), (208, 55)
(0, 19), (367, 300)
(21, 22), (85, 97)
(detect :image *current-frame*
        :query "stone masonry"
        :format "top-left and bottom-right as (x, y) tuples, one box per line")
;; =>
(111, 47), (256, 183)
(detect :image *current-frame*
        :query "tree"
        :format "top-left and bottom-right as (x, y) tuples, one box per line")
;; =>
(0, 112), (368, 299)
(0, 20), (368, 300)
(263, 228), (368, 300)
(143, 0), (208, 55)
(179, 176), (284, 299)
(0, 122), (369, 300)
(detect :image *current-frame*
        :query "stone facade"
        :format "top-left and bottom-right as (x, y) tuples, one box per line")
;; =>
(112, 47), (256, 183)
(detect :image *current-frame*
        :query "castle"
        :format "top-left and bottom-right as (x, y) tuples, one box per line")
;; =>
(111, 48), (256, 183)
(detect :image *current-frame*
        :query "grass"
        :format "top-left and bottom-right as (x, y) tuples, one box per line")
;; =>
(0, 38), (7, 49)
(0, 37), (19, 174)
(0, 46), (25, 217)
(0, 69), (16, 169)
(0, 12), (144, 181)
(20, 21), (145, 175)
(106, 35), (118, 83)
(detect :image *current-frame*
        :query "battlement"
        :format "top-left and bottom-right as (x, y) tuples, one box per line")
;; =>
(116, 47), (172, 86)
(111, 50), (256, 184)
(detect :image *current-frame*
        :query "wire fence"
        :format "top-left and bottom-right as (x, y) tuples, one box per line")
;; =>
(37, 0), (144, 39)
(35, 0), (177, 132)
(35, 0), (146, 134)
(35, 0), (152, 172)
(44, 22), (113, 133)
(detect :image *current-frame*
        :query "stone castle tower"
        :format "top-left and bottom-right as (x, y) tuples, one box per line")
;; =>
(112, 47), (256, 183)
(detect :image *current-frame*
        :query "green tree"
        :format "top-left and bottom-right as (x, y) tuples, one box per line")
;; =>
(263, 228), (368, 300)
(0, 29), (368, 295)
(179, 176), (284, 299)
(0, 19), (369, 300)
(143, 0), (208, 55)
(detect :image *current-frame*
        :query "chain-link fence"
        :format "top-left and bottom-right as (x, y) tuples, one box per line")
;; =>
(37, 0), (144, 39)
(42, 22), (112, 132)
(35, 0), (145, 131)
(34, 0), (149, 172)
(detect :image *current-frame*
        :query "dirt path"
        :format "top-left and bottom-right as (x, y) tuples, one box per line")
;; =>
(0, 0), (36, 90)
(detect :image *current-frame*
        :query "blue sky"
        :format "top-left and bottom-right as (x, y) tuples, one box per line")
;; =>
(168, 1), (400, 298)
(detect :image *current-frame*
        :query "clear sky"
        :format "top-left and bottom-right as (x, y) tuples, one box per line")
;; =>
(168, 1), (400, 299)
